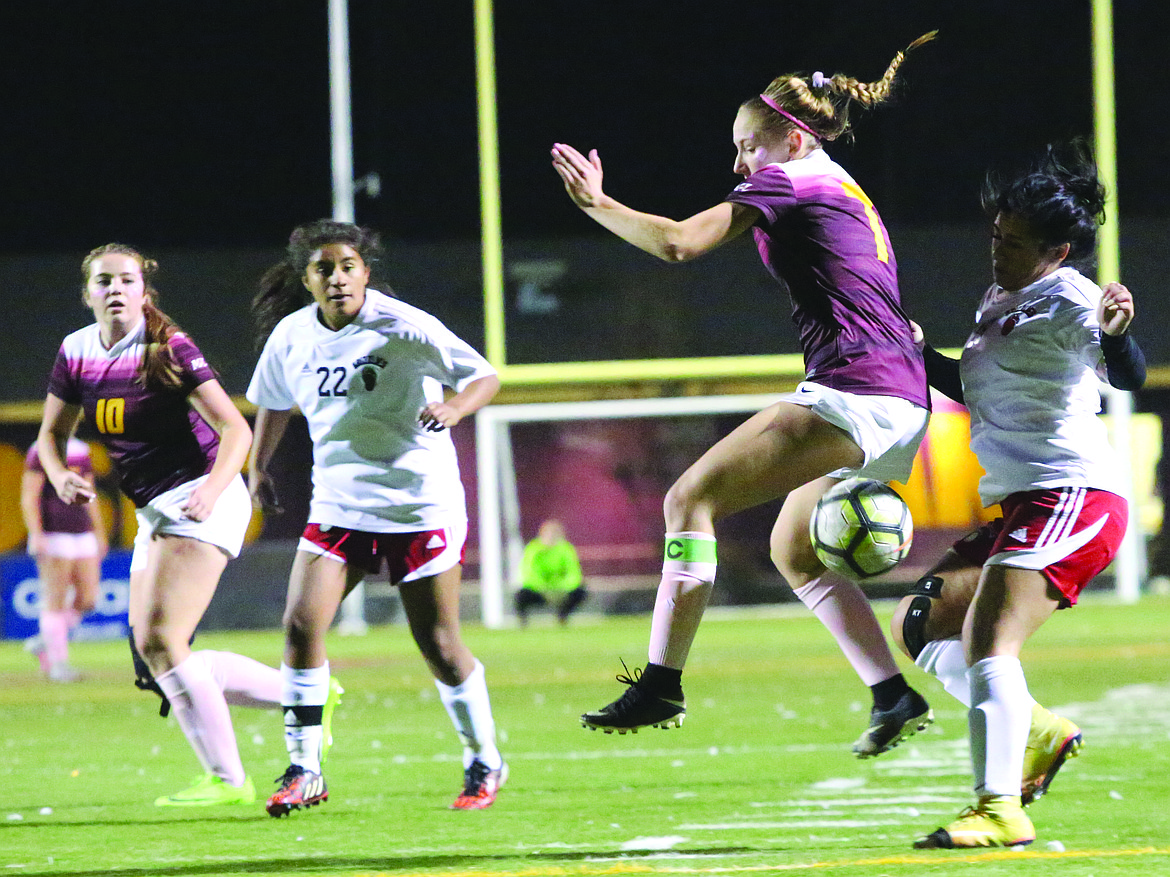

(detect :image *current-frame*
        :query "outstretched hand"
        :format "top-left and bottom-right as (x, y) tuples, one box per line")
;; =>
(551, 143), (605, 209)
(1098, 281), (1135, 337)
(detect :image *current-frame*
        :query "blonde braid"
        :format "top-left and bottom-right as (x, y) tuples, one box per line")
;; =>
(755, 30), (936, 142)
(834, 30), (937, 107)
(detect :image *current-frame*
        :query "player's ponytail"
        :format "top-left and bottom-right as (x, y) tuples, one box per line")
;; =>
(752, 30), (937, 143)
(252, 260), (310, 351)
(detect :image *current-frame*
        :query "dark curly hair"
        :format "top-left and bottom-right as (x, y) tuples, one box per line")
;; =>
(981, 139), (1107, 262)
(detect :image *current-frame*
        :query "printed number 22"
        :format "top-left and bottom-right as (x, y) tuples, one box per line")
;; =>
(840, 180), (889, 263)
(317, 366), (348, 397)
(94, 398), (125, 434)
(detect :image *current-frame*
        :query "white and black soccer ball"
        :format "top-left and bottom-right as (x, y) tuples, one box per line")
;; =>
(809, 477), (913, 579)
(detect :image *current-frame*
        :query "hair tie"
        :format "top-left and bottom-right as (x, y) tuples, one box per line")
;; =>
(759, 93), (819, 138)
(811, 71), (828, 90)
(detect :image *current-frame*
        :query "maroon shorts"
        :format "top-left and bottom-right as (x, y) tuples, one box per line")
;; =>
(298, 522), (466, 583)
(952, 487), (1127, 606)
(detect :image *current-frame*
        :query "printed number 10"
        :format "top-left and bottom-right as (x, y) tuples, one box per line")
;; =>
(95, 398), (125, 434)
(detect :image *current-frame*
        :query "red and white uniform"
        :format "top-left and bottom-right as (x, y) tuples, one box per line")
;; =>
(956, 266), (1126, 602)
(247, 290), (495, 575)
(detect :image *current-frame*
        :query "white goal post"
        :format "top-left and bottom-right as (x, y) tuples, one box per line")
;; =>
(474, 394), (783, 628)
(474, 390), (1144, 629)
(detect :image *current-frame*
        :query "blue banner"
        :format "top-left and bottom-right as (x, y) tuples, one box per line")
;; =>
(1, 550), (131, 640)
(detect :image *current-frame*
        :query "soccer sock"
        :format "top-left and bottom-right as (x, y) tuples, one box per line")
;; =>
(968, 655), (1033, 796)
(156, 656), (247, 787)
(281, 662), (330, 774)
(638, 663), (684, 700)
(869, 673), (912, 711)
(192, 650), (282, 709)
(915, 637), (972, 706)
(647, 532), (717, 670)
(435, 660), (503, 770)
(792, 576), (901, 686)
(39, 610), (71, 670)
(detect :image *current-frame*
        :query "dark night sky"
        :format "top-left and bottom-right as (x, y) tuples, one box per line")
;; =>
(2, 1), (1168, 253)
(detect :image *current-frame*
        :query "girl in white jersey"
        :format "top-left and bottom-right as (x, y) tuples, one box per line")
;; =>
(247, 220), (505, 815)
(888, 143), (1145, 849)
(554, 34), (938, 759)
(37, 244), (284, 807)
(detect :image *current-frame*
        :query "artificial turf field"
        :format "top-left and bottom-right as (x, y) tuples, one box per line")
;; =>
(2, 595), (1169, 877)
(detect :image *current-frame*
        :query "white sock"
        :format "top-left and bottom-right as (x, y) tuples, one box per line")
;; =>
(435, 660), (502, 770)
(281, 662), (330, 773)
(193, 650), (282, 709)
(968, 655), (1033, 797)
(156, 656), (246, 786)
(915, 637), (972, 706)
(792, 576), (901, 686)
(647, 532), (717, 669)
(39, 610), (71, 669)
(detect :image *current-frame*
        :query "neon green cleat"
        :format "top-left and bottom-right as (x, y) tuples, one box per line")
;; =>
(1021, 704), (1083, 805)
(914, 795), (1035, 849)
(155, 773), (255, 807)
(320, 676), (344, 766)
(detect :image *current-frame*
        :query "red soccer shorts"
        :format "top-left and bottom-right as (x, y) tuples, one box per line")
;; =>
(952, 487), (1128, 606)
(299, 522), (466, 583)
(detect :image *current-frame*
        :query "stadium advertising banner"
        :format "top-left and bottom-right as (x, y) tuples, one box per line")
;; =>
(0, 550), (131, 641)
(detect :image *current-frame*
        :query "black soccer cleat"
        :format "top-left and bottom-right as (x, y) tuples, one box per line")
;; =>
(853, 687), (933, 758)
(581, 663), (685, 734)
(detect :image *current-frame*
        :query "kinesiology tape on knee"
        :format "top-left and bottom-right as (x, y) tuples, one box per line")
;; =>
(662, 533), (718, 583)
(901, 574), (943, 661)
(128, 631), (172, 718)
(910, 575), (944, 598)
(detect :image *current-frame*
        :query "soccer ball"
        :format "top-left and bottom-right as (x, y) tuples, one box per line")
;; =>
(809, 477), (913, 579)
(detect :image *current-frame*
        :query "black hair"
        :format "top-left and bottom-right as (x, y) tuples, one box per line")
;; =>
(981, 139), (1107, 262)
(251, 220), (384, 350)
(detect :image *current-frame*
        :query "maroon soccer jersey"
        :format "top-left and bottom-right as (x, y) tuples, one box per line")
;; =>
(725, 150), (928, 408)
(25, 439), (94, 533)
(47, 321), (220, 507)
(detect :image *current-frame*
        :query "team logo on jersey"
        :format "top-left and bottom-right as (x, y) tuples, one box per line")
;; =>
(353, 355), (388, 391)
(999, 305), (1039, 336)
(733, 181), (754, 192)
(974, 304), (1040, 338)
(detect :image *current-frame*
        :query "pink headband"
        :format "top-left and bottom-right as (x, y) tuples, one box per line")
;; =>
(759, 93), (818, 138)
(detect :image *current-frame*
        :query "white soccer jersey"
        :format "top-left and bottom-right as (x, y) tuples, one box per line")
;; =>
(960, 266), (1118, 507)
(246, 289), (497, 532)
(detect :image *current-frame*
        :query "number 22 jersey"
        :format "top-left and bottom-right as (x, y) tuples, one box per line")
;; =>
(246, 289), (498, 532)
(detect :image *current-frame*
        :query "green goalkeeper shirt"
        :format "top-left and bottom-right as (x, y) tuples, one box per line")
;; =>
(520, 538), (583, 594)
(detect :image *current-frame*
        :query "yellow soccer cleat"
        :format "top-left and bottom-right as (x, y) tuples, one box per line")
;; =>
(914, 795), (1035, 849)
(320, 676), (345, 766)
(155, 773), (255, 807)
(1021, 704), (1083, 806)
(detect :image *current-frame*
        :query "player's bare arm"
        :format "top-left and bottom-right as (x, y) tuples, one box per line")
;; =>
(184, 379), (252, 521)
(551, 143), (759, 262)
(419, 374), (500, 432)
(36, 393), (95, 505)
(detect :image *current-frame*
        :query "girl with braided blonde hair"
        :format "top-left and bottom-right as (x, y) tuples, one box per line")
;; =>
(753, 31), (937, 144)
(552, 32), (937, 756)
